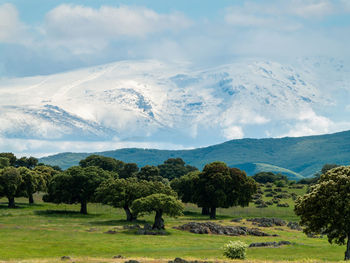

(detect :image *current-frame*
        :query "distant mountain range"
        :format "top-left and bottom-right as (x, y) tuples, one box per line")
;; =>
(39, 130), (350, 180)
(1, 57), (349, 155)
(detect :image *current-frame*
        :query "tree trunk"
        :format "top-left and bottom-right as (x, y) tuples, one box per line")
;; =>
(201, 207), (210, 215)
(80, 201), (87, 214)
(345, 235), (350, 260)
(153, 210), (164, 230)
(8, 197), (15, 208)
(29, 194), (34, 204)
(123, 205), (136, 221)
(210, 207), (216, 219)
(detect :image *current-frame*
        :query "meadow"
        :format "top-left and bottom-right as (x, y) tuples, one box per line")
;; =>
(0, 185), (347, 263)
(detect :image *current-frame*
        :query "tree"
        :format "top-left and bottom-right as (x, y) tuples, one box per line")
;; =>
(0, 157), (10, 168)
(15, 156), (38, 169)
(170, 171), (210, 214)
(194, 162), (257, 219)
(137, 165), (165, 182)
(295, 166), (350, 260)
(96, 178), (149, 221)
(0, 153), (16, 166)
(33, 165), (59, 187)
(43, 166), (113, 214)
(158, 158), (198, 180)
(96, 178), (176, 221)
(79, 155), (124, 173)
(118, 163), (139, 179)
(131, 193), (183, 229)
(18, 167), (45, 204)
(0, 167), (24, 208)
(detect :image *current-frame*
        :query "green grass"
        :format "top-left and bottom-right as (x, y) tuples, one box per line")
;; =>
(0, 186), (347, 262)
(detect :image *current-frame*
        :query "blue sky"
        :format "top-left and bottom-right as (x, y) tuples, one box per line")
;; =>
(1, 0), (350, 77)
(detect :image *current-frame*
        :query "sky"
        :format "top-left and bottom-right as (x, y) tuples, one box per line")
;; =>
(0, 0), (350, 157)
(1, 0), (350, 77)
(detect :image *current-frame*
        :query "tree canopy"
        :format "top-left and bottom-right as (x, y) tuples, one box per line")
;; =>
(18, 167), (45, 204)
(295, 166), (350, 260)
(194, 162), (257, 219)
(0, 167), (24, 208)
(131, 193), (183, 229)
(43, 166), (113, 214)
(158, 158), (197, 180)
(79, 155), (124, 173)
(96, 178), (175, 221)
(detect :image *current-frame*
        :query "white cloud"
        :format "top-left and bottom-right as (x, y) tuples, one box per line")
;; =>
(222, 126), (244, 140)
(0, 3), (24, 42)
(43, 4), (191, 53)
(288, 0), (335, 18)
(282, 109), (350, 137)
(0, 137), (191, 158)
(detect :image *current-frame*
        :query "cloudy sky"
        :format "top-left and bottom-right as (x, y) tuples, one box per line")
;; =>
(1, 0), (350, 77)
(0, 0), (350, 157)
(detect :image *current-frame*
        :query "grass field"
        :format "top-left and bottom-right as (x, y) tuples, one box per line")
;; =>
(0, 185), (347, 263)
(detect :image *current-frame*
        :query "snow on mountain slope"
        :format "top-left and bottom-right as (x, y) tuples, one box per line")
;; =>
(0, 57), (349, 155)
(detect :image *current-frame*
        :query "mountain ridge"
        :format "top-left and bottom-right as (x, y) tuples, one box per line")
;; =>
(1, 57), (349, 155)
(39, 129), (350, 178)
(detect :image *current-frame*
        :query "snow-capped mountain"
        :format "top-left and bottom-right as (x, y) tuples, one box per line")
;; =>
(0, 57), (349, 155)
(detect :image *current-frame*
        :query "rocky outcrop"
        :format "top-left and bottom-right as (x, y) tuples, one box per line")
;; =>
(287, 221), (302, 231)
(247, 217), (287, 227)
(175, 222), (277, 236)
(249, 241), (291, 247)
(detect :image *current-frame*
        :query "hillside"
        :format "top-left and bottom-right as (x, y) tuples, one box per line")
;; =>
(40, 130), (350, 177)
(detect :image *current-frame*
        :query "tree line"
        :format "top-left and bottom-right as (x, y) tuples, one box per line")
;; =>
(0, 153), (257, 229)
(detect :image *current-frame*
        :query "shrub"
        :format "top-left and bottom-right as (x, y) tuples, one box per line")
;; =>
(223, 241), (248, 259)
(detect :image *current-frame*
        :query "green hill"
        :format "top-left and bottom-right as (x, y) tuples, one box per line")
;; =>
(233, 162), (303, 180)
(39, 130), (350, 178)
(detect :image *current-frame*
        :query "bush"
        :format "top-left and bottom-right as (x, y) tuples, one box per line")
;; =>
(223, 241), (248, 259)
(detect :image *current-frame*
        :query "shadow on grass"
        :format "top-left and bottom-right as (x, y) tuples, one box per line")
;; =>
(0, 202), (45, 210)
(183, 210), (233, 221)
(34, 210), (101, 218)
(90, 219), (148, 226)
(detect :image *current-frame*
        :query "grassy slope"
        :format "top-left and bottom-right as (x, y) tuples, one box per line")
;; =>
(0, 186), (347, 262)
(39, 130), (350, 177)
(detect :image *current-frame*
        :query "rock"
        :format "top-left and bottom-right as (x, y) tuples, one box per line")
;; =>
(113, 255), (125, 259)
(104, 230), (118, 234)
(256, 202), (268, 208)
(249, 241), (291, 247)
(247, 217), (286, 227)
(249, 242), (278, 247)
(254, 199), (264, 205)
(176, 222), (273, 236)
(230, 217), (242, 222)
(277, 203), (289, 207)
(278, 241), (292, 245)
(276, 193), (291, 199)
(61, 256), (71, 260)
(287, 221), (302, 231)
(124, 260), (140, 263)
(169, 258), (188, 263)
(168, 258), (210, 263)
